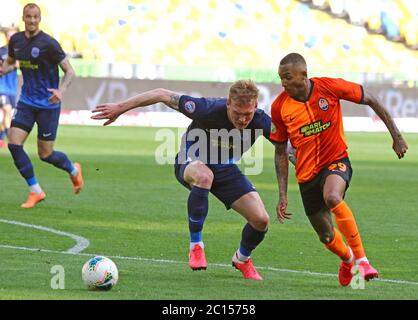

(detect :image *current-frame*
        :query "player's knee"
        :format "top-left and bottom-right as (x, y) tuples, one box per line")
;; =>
(319, 232), (333, 244)
(193, 171), (214, 188)
(324, 193), (343, 209)
(39, 150), (52, 160)
(252, 213), (269, 231)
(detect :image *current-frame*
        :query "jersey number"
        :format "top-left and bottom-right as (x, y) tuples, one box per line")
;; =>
(328, 162), (347, 172)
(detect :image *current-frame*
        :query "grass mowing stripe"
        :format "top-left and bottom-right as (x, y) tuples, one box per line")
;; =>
(1, 127), (417, 299)
(1, 245), (418, 287)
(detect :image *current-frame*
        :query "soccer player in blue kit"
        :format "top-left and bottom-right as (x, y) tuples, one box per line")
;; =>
(91, 80), (272, 280)
(0, 3), (83, 208)
(0, 27), (19, 149)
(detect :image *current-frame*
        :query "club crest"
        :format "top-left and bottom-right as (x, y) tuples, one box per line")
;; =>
(318, 98), (329, 111)
(31, 47), (40, 58)
(184, 101), (196, 113)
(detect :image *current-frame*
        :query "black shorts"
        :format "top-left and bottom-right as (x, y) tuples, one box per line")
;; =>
(299, 157), (353, 216)
(174, 155), (256, 210)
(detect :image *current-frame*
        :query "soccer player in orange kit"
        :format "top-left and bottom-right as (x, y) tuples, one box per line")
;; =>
(270, 53), (408, 286)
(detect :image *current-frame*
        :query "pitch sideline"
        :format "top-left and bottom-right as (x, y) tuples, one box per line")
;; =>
(0, 245), (417, 287)
(0, 219), (90, 253)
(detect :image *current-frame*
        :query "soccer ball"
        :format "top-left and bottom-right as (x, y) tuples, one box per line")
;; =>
(81, 256), (119, 291)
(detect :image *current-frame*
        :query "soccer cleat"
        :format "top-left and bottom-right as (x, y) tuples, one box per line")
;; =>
(232, 254), (263, 281)
(0, 140), (7, 149)
(338, 260), (354, 286)
(21, 191), (46, 208)
(71, 162), (84, 194)
(357, 261), (379, 281)
(188, 244), (207, 271)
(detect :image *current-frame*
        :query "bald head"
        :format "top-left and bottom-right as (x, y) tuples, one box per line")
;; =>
(23, 3), (41, 15)
(22, 3), (41, 37)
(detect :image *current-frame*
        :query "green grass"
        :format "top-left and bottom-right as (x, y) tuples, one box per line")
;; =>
(0, 125), (417, 300)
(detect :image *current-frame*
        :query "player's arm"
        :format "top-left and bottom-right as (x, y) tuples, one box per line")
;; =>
(0, 56), (17, 75)
(362, 89), (408, 159)
(91, 89), (181, 126)
(273, 140), (292, 223)
(47, 58), (76, 104)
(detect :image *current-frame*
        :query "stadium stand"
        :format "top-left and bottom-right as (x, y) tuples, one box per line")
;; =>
(300, 0), (417, 49)
(0, 0), (417, 78)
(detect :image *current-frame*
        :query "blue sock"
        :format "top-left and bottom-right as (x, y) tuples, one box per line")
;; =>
(239, 223), (267, 257)
(41, 151), (75, 174)
(0, 130), (6, 140)
(8, 144), (37, 186)
(188, 186), (209, 242)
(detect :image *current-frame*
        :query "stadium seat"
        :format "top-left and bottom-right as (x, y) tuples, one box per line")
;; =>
(3, 0), (415, 75)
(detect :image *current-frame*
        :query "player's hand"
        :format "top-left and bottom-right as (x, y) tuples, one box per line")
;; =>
(393, 135), (408, 159)
(91, 103), (121, 126)
(276, 196), (292, 224)
(47, 88), (63, 104)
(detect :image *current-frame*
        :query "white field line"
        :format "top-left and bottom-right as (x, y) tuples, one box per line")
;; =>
(1, 244), (418, 287)
(0, 219), (90, 253)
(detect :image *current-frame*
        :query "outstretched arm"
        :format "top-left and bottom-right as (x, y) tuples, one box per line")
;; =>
(274, 140), (292, 223)
(91, 89), (181, 126)
(363, 90), (408, 159)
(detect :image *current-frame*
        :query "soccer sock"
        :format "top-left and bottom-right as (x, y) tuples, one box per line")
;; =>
(0, 130), (6, 140)
(41, 151), (76, 175)
(187, 186), (209, 247)
(237, 223), (267, 262)
(190, 231), (204, 250)
(28, 180), (43, 194)
(325, 228), (353, 263)
(331, 201), (366, 260)
(8, 144), (42, 192)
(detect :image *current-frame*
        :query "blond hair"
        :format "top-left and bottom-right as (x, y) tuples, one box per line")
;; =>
(229, 80), (259, 105)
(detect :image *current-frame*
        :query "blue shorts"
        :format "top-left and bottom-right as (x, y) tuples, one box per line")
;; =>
(11, 102), (61, 141)
(174, 155), (256, 209)
(0, 94), (16, 108)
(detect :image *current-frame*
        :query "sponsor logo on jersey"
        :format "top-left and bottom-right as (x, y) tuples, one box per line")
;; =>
(184, 101), (196, 113)
(271, 123), (276, 134)
(299, 120), (331, 137)
(19, 60), (39, 70)
(318, 98), (329, 111)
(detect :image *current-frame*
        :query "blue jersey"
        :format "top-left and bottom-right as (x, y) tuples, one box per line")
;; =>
(0, 46), (18, 97)
(177, 95), (272, 165)
(8, 31), (66, 109)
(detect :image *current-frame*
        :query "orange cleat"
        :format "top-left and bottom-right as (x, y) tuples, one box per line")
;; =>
(0, 140), (7, 149)
(21, 191), (46, 208)
(232, 254), (263, 281)
(338, 260), (354, 286)
(188, 244), (207, 270)
(71, 162), (84, 194)
(358, 261), (379, 281)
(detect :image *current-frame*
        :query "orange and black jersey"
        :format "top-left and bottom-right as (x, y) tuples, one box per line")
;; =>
(270, 77), (364, 183)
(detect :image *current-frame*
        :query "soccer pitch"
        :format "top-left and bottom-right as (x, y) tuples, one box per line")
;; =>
(0, 125), (417, 300)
